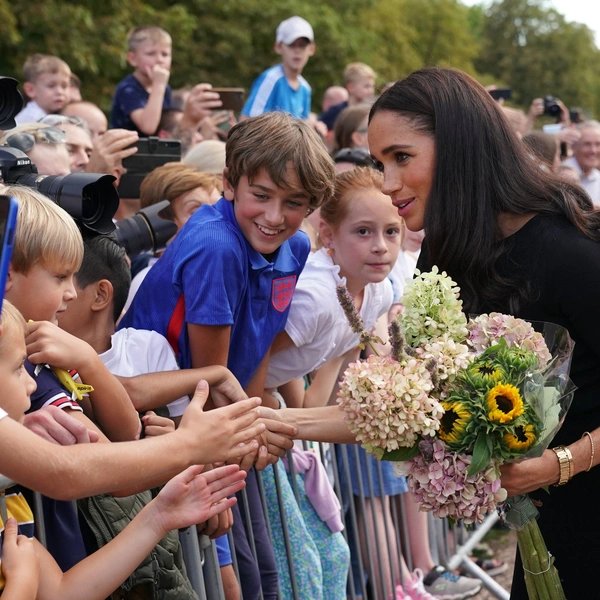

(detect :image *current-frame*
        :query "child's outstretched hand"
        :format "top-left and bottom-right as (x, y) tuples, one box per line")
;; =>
(142, 411), (175, 437)
(150, 465), (245, 535)
(1, 518), (39, 598)
(178, 380), (265, 465)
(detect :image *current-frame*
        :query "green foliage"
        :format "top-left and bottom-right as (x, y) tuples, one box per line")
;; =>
(0, 0), (597, 117)
(468, 431), (493, 477)
(382, 443), (420, 462)
(475, 0), (600, 115)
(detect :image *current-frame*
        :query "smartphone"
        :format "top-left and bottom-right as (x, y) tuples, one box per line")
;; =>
(542, 124), (564, 135)
(119, 137), (181, 199)
(489, 88), (512, 101)
(0, 196), (18, 313)
(211, 88), (245, 112)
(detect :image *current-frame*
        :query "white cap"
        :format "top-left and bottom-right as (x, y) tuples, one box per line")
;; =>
(276, 16), (314, 45)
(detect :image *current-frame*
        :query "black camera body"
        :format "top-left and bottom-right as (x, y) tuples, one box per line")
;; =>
(543, 95), (562, 119)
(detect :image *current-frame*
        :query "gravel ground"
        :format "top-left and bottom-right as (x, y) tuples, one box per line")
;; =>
(473, 528), (517, 599)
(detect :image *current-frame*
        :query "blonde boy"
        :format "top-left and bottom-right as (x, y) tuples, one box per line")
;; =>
(110, 25), (174, 135)
(15, 54), (71, 125)
(318, 62), (376, 131)
(0, 184), (142, 568)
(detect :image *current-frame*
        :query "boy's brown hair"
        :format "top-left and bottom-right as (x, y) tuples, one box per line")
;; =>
(343, 62), (376, 85)
(23, 54), (71, 84)
(0, 184), (83, 275)
(225, 112), (335, 209)
(127, 26), (172, 52)
(140, 163), (222, 220)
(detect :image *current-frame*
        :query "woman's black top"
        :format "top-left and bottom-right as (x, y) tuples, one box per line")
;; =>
(418, 213), (600, 597)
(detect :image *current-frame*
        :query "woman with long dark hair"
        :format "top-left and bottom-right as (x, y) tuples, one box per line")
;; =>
(367, 67), (600, 598)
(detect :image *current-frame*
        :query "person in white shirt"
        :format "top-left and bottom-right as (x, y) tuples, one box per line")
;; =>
(15, 54), (71, 125)
(562, 120), (600, 207)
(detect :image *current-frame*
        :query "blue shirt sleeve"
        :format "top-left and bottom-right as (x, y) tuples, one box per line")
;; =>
(241, 71), (269, 117)
(173, 222), (247, 326)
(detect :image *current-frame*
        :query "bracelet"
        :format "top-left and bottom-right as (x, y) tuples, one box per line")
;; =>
(582, 431), (595, 472)
(551, 446), (573, 486)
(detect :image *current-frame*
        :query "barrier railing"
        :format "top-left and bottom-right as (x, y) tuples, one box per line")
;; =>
(1, 440), (512, 600)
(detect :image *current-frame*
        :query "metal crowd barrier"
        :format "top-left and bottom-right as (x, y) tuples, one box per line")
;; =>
(2, 440), (512, 600)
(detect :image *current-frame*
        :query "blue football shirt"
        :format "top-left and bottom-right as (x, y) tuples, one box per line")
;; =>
(119, 198), (310, 388)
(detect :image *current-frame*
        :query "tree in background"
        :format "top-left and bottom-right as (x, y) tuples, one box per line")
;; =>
(0, 0), (597, 118)
(474, 0), (600, 116)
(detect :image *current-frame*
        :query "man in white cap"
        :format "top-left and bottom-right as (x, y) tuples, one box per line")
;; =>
(241, 16), (315, 120)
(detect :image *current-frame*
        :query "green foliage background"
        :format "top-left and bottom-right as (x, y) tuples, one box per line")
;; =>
(0, 0), (598, 116)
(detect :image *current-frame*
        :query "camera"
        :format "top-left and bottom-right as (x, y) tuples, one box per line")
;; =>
(0, 77), (23, 130)
(112, 200), (177, 257)
(0, 146), (119, 235)
(543, 95), (562, 119)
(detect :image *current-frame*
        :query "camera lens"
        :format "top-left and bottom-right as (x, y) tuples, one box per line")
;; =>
(0, 77), (24, 130)
(8, 171), (119, 235)
(113, 200), (177, 258)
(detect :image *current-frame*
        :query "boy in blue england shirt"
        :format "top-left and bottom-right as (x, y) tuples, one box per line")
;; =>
(241, 16), (315, 120)
(120, 111), (335, 599)
(110, 26), (173, 135)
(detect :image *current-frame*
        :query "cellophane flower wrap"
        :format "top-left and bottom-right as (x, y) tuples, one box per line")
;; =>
(336, 267), (575, 599)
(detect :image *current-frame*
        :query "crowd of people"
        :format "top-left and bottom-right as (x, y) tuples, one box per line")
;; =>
(0, 12), (599, 600)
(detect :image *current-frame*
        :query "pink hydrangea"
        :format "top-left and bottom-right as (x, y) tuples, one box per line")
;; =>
(394, 439), (508, 525)
(337, 356), (444, 458)
(468, 313), (552, 369)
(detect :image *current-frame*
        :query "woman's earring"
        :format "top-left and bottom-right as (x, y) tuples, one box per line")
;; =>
(327, 243), (334, 255)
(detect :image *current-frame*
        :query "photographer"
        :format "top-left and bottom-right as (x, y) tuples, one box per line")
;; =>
(40, 114), (94, 173)
(0, 123), (71, 176)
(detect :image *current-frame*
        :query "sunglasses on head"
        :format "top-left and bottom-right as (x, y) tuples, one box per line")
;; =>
(3, 126), (67, 154)
(39, 114), (87, 129)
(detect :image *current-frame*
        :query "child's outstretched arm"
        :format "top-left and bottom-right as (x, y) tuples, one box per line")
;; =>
(119, 364), (247, 413)
(26, 321), (141, 442)
(35, 465), (246, 600)
(0, 381), (264, 500)
(1, 518), (39, 600)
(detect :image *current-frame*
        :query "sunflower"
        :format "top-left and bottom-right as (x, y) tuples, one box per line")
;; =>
(439, 401), (471, 443)
(487, 383), (524, 423)
(504, 423), (536, 452)
(468, 359), (505, 384)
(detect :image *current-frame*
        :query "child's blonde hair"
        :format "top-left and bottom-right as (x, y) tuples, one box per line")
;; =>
(321, 167), (385, 229)
(23, 54), (71, 84)
(0, 185), (83, 275)
(0, 301), (26, 355)
(226, 112), (335, 210)
(127, 26), (172, 52)
(343, 62), (376, 85)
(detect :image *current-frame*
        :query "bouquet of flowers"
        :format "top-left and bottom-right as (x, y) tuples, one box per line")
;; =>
(336, 267), (575, 599)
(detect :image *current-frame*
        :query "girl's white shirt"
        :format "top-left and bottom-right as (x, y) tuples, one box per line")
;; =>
(266, 248), (393, 389)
